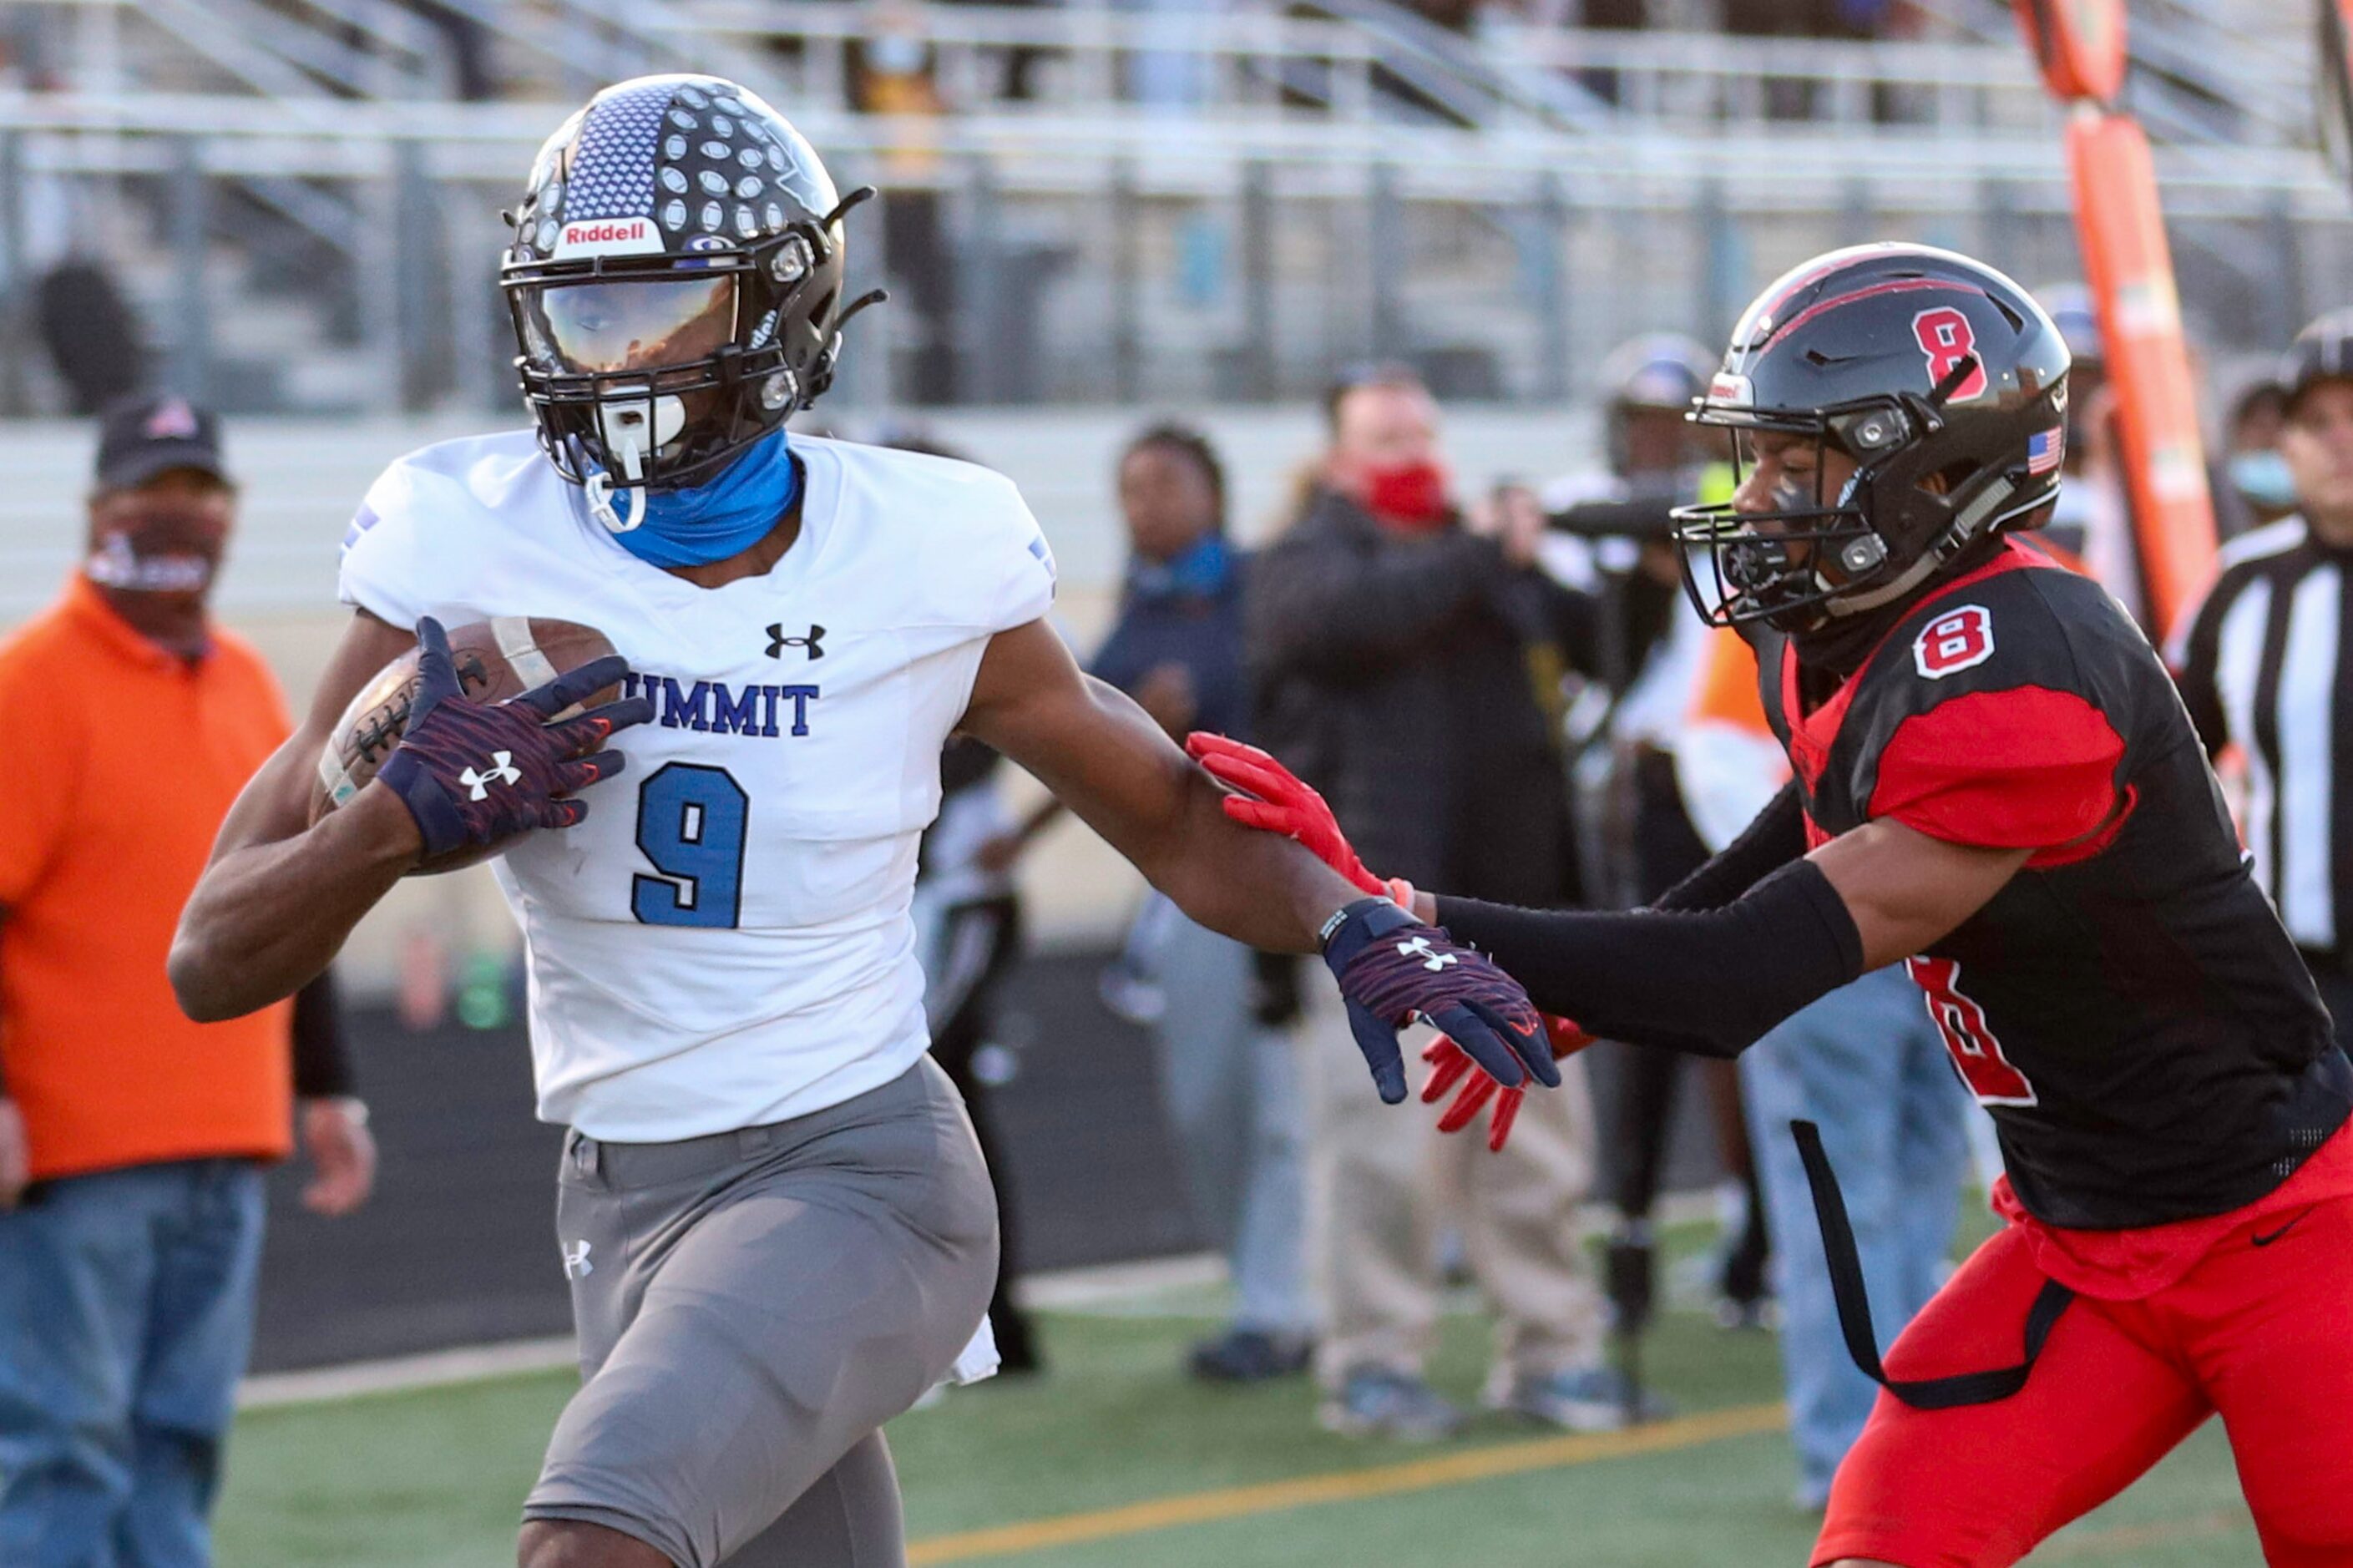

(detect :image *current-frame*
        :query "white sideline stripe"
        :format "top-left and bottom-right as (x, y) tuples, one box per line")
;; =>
(239, 1336), (577, 1409)
(1016, 1252), (1228, 1309)
(236, 1191), (1736, 1409)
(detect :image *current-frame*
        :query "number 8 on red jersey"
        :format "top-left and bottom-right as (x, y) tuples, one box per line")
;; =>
(1914, 604), (1996, 680)
(1909, 954), (2039, 1105)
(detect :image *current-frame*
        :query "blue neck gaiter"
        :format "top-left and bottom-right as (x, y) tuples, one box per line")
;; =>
(1126, 533), (1231, 603)
(603, 430), (800, 569)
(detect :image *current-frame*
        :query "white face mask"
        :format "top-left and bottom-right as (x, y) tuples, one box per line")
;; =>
(2230, 448), (2297, 513)
(84, 530), (213, 594)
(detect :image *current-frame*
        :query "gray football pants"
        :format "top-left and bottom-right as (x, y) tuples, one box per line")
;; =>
(522, 1058), (999, 1567)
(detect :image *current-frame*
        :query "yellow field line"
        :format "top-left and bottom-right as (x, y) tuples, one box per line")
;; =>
(907, 1401), (1787, 1565)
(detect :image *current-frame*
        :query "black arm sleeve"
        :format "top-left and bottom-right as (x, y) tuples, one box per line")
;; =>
(1435, 858), (1865, 1058)
(291, 969), (357, 1100)
(1652, 780), (1808, 913)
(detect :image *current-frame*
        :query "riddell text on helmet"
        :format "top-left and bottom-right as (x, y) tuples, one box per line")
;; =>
(555, 219), (664, 258)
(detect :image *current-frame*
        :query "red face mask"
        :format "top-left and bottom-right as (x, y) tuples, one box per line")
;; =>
(1361, 460), (1452, 531)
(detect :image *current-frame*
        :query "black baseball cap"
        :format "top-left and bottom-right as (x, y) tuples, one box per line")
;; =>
(94, 394), (230, 492)
(2280, 309), (2353, 417)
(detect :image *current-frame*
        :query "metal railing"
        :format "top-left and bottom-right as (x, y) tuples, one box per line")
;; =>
(10, 0), (2320, 152)
(0, 0), (2338, 418)
(0, 94), (2340, 416)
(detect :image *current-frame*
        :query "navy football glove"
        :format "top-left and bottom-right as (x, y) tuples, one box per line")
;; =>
(1320, 898), (1559, 1105)
(373, 616), (652, 863)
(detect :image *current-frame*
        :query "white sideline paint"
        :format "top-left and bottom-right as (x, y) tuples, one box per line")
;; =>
(238, 1335), (578, 1409)
(235, 1191), (1730, 1409)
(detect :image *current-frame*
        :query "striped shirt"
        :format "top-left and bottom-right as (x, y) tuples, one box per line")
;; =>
(2169, 517), (2353, 953)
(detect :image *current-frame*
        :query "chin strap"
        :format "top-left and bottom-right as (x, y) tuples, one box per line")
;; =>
(582, 470), (647, 534)
(1819, 468), (2019, 621)
(579, 427), (650, 534)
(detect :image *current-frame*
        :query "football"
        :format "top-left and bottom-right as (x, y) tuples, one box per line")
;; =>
(309, 616), (620, 874)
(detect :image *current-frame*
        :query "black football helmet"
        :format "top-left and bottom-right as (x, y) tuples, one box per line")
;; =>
(1672, 243), (2071, 633)
(499, 74), (881, 532)
(2279, 307), (2353, 414)
(1597, 332), (1714, 478)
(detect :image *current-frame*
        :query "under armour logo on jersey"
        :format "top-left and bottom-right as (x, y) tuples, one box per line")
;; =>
(766, 622), (824, 660)
(1396, 936), (1459, 973)
(562, 1240), (594, 1279)
(459, 751), (521, 800)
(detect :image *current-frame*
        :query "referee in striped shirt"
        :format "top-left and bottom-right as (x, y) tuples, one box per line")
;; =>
(2172, 310), (2353, 1044)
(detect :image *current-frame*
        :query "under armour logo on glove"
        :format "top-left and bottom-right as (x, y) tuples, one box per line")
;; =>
(563, 1240), (593, 1279)
(373, 617), (654, 864)
(766, 622), (825, 660)
(1397, 936), (1459, 973)
(1321, 898), (1558, 1105)
(459, 751), (521, 800)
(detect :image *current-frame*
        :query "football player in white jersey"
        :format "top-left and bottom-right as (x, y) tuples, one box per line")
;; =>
(168, 77), (1561, 1568)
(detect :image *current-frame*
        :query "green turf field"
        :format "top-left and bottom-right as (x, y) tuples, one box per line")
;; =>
(216, 1287), (2260, 1567)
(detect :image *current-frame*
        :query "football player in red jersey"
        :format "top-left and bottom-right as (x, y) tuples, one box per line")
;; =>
(1194, 244), (2353, 1565)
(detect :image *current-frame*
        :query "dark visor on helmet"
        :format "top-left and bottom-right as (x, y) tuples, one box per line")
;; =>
(515, 274), (739, 376)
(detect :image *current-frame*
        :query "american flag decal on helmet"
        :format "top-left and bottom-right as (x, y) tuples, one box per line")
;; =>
(2027, 426), (2065, 475)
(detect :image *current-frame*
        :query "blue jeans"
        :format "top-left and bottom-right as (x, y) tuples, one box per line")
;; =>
(0, 1159), (266, 1568)
(1146, 901), (1313, 1337)
(1741, 967), (1971, 1505)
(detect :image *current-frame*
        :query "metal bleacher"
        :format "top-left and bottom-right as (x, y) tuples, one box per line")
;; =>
(0, 0), (2339, 417)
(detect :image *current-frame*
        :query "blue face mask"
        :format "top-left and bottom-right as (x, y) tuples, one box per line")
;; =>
(593, 430), (800, 569)
(1126, 533), (1231, 602)
(2229, 449), (2297, 514)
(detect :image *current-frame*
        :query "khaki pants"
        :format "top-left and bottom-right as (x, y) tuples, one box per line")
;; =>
(1302, 981), (1606, 1394)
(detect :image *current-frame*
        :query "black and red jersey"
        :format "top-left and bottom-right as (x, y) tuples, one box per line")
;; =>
(1758, 539), (2352, 1229)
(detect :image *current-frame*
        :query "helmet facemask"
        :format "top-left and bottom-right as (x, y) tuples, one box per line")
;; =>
(505, 212), (866, 533)
(1674, 356), (2050, 634)
(1665, 245), (2076, 640)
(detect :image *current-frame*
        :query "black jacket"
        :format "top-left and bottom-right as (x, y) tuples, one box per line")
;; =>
(1246, 486), (1592, 905)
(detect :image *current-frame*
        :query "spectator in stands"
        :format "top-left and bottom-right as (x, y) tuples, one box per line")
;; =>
(1248, 367), (1625, 1437)
(37, 260), (144, 415)
(1723, 0), (1890, 37)
(1537, 336), (1769, 1352)
(999, 424), (1318, 1382)
(2223, 377), (2295, 530)
(852, 2), (959, 403)
(913, 736), (1045, 1377)
(888, 427), (1046, 1377)
(1677, 629), (1970, 1512)
(0, 396), (374, 1567)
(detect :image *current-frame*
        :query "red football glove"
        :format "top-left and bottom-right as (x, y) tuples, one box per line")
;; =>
(1187, 731), (1386, 896)
(1423, 1017), (1596, 1152)
(1190, 729), (1593, 1146)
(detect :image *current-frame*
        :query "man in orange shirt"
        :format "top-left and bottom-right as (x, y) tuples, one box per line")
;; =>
(0, 397), (375, 1568)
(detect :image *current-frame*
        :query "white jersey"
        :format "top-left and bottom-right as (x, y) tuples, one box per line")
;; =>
(338, 429), (1058, 1141)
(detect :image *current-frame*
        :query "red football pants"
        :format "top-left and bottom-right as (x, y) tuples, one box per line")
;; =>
(1814, 1196), (2353, 1567)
